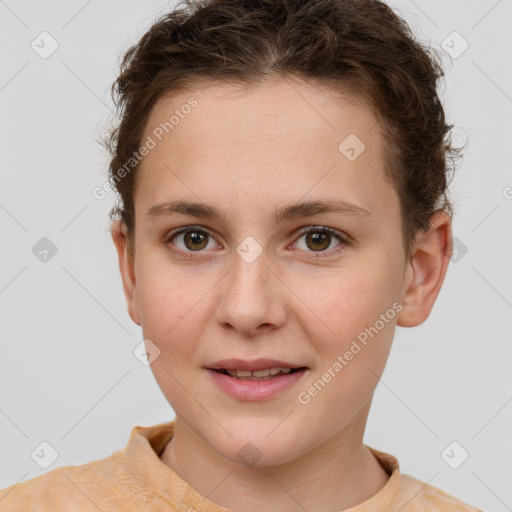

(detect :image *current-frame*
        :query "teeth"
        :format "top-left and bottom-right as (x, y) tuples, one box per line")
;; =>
(253, 369), (271, 377)
(234, 369), (252, 377)
(223, 367), (295, 379)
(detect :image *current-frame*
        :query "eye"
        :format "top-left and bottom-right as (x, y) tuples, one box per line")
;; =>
(293, 226), (348, 257)
(165, 226), (218, 257)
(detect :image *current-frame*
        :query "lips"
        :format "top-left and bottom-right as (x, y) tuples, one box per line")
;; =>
(206, 358), (307, 372)
(206, 364), (309, 400)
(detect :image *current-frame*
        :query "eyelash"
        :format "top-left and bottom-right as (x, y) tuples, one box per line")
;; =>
(164, 225), (350, 259)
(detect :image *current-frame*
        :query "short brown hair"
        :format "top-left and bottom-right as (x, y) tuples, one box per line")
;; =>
(104, 0), (462, 260)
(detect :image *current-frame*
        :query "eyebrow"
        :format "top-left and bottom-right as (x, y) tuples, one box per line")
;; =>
(146, 199), (373, 224)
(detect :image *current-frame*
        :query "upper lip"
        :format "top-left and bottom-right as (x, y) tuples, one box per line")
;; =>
(206, 359), (307, 371)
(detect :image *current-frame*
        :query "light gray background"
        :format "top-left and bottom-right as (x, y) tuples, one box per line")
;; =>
(1, 1), (511, 510)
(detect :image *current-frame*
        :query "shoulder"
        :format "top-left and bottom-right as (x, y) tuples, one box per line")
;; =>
(0, 450), (136, 512)
(400, 474), (484, 511)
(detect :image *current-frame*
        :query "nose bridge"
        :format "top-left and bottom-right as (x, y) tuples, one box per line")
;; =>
(216, 242), (285, 335)
(234, 241), (271, 289)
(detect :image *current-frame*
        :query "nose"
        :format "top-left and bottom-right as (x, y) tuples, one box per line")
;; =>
(215, 248), (287, 337)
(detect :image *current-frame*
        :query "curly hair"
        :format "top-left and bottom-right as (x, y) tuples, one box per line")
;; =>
(103, 0), (462, 261)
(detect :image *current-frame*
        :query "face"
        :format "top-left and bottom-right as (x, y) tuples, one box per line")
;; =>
(112, 75), (450, 468)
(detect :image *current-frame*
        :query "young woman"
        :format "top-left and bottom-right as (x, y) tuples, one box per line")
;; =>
(1, 0), (481, 510)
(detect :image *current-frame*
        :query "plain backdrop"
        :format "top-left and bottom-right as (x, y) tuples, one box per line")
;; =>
(1, 1), (511, 510)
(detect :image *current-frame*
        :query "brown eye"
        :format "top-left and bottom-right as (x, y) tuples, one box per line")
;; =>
(182, 230), (209, 251)
(304, 231), (332, 251)
(294, 226), (347, 257)
(167, 227), (217, 253)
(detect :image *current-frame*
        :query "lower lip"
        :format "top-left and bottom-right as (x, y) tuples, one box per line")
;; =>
(206, 368), (308, 401)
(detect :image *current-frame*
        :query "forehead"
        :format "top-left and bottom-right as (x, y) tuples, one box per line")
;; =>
(135, 76), (398, 227)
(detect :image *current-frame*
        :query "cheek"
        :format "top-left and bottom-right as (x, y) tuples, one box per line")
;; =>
(293, 260), (400, 397)
(296, 263), (397, 337)
(298, 305), (396, 428)
(137, 271), (208, 407)
(135, 267), (212, 359)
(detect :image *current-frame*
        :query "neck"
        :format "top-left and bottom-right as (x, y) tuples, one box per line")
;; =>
(159, 404), (390, 511)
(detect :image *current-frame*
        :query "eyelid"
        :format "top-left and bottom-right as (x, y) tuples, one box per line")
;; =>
(164, 225), (216, 243)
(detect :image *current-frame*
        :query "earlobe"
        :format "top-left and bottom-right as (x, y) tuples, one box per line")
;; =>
(111, 220), (141, 326)
(396, 211), (453, 328)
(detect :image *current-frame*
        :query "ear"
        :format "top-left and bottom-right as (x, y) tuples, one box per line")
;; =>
(111, 220), (141, 326)
(396, 211), (453, 327)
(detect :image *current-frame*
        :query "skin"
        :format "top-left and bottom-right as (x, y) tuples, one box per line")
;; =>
(111, 75), (452, 512)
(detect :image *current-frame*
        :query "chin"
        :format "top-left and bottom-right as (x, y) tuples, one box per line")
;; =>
(207, 420), (303, 468)
(222, 442), (299, 469)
